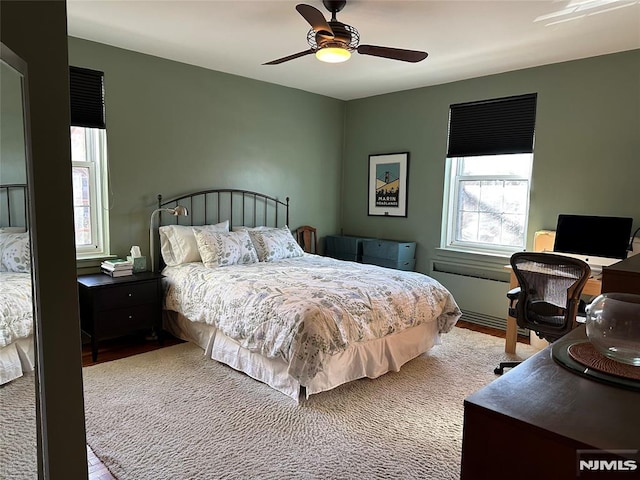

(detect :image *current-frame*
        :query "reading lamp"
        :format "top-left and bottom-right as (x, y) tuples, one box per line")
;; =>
(149, 205), (189, 272)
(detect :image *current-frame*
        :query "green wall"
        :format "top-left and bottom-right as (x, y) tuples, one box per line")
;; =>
(0, 61), (27, 185)
(342, 50), (640, 274)
(68, 37), (345, 260)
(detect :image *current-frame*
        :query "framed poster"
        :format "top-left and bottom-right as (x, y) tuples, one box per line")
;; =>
(368, 152), (409, 217)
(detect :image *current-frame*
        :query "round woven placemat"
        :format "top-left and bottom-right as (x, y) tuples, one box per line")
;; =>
(568, 342), (640, 381)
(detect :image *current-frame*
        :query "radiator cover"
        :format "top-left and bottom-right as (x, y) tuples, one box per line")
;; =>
(459, 309), (528, 336)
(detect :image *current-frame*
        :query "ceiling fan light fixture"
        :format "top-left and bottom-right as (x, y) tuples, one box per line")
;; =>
(315, 46), (351, 63)
(264, 3), (427, 66)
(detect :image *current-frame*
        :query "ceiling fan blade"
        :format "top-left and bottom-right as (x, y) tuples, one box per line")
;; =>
(263, 49), (315, 65)
(357, 45), (428, 63)
(296, 4), (334, 38)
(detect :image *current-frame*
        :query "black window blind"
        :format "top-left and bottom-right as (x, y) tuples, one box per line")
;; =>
(447, 93), (537, 157)
(69, 66), (106, 129)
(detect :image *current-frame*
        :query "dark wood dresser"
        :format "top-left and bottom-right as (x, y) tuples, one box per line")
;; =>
(602, 253), (640, 295)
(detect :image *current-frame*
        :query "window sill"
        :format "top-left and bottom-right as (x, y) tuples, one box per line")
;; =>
(76, 254), (117, 274)
(76, 253), (117, 263)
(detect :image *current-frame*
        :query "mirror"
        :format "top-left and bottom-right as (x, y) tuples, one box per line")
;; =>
(0, 42), (39, 479)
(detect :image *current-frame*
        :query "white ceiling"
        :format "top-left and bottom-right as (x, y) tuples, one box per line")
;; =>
(66, 0), (640, 101)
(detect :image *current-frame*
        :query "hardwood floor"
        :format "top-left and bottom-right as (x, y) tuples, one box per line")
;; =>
(82, 332), (184, 367)
(87, 445), (116, 480)
(83, 321), (526, 479)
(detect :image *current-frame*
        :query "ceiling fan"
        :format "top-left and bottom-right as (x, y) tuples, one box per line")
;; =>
(264, 1), (429, 65)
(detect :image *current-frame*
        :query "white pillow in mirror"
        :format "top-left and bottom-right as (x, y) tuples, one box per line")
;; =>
(0, 232), (25, 271)
(0, 232), (31, 273)
(248, 226), (304, 262)
(193, 229), (258, 268)
(159, 220), (229, 266)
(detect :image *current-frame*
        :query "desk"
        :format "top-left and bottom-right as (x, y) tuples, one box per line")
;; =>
(504, 267), (601, 354)
(461, 326), (640, 480)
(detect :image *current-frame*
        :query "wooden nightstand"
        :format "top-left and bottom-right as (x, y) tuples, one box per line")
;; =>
(78, 271), (164, 362)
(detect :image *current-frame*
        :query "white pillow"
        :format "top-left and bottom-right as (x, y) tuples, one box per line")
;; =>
(159, 220), (229, 266)
(193, 229), (259, 268)
(0, 232), (30, 273)
(231, 225), (279, 232)
(248, 226), (304, 262)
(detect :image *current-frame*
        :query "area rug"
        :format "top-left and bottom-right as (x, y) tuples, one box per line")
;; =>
(0, 372), (38, 480)
(82, 327), (536, 480)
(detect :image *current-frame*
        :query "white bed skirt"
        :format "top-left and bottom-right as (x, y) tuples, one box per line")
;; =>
(0, 337), (35, 385)
(163, 311), (441, 401)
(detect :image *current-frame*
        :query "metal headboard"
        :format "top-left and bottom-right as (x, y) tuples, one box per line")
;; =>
(0, 183), (28, 228)
(156, 188), (290, 267)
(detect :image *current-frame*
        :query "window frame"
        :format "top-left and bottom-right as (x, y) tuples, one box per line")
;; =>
(71, 127), (110, 258)
(442, 154), (533, 256)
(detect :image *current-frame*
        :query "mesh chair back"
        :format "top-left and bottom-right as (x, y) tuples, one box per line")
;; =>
(510, 252), (591, 342)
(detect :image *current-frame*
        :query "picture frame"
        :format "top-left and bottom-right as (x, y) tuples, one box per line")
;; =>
(368, 152), (409, 217)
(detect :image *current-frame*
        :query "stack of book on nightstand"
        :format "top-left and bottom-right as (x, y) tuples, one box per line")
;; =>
(101, 258), (134, 277)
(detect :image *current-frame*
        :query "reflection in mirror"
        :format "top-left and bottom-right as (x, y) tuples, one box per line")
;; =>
(0, 43), (38, 479)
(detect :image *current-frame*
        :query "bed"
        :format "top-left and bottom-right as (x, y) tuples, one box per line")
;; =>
(157, 189), (461, 401)
(0, 184), (35, 385)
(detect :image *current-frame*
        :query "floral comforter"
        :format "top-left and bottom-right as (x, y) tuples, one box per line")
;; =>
(0, 272), (33, 348)
(163, 254), (461, 383)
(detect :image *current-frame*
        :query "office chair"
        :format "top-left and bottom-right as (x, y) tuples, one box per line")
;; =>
(494, 252), (591, 375)
(295, 225), (318, 254)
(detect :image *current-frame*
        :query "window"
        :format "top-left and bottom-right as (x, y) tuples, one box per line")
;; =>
(442, 94), (537, 255)
(444, 154), (533, 254)
(69, 66), (109, 257)
(71, 126), (109, 256)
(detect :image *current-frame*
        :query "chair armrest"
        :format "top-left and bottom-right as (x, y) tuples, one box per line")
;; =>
(507, 287), (521, 300)
(507, 287), (521, 317)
